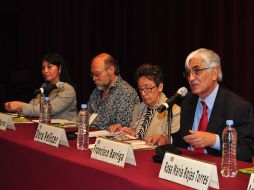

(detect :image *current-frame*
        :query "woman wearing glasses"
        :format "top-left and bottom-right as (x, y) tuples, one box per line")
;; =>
(109, 64), (180, 146)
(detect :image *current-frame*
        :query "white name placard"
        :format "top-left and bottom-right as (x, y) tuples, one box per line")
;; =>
(91, 137), (136, 167)
(159, 153), (219, 190)
(247, 173), (254, 190)
(34, 123), (69, 147)
(0, 113), (16, 131)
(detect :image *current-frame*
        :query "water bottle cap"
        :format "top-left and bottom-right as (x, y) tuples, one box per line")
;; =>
(81, 104), (87, 109)
(44, 97), (49, 101)
(226, 120), (234, 125)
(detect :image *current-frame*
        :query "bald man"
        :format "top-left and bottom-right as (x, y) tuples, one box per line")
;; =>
(87, 53), (140, 130)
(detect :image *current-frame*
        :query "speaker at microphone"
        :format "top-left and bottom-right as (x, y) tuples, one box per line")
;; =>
(34, 82), (64, 96)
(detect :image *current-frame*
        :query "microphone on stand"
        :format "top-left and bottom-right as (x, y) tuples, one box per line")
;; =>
(34, 82), (64, 96)
(157, 87), (188, 113)
(153, 87), (188, 163)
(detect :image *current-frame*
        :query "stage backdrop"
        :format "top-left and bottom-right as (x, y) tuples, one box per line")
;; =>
(1, 0), (254, 108)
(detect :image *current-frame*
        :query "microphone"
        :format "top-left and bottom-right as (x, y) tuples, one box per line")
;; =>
(157, 87), (188, 113)
(34, 82), (64, 96)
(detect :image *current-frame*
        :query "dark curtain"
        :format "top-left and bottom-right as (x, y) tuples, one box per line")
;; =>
(1, 0), (254, 107)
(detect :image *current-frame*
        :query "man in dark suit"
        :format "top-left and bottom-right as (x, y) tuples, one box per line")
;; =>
(172, 48), (254, 162)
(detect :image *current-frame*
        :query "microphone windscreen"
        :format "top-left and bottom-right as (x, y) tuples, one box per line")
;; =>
(56, 82), (64, 88)
(177, 87), (188, 97)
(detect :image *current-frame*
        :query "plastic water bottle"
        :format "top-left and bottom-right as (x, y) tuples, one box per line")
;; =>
(77, 104), (90, 150)
(42, 96), (51, 124)
(221, 120), (237, 177)
(39, 94), (45, 123)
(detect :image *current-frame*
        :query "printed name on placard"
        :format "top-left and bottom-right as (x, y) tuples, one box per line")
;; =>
(34, 123), (69, 147)
(91, 137), (136, 167)
(0, 113), (15, 130)
(247, 173), (254, 190)
(159, 153), (219, 190)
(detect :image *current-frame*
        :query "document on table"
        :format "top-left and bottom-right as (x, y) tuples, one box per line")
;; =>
(88, 131), (156, 150)
(123, 139), (156, 150)
(32, 119), (76, 128)
(89, 130), (125, 137)
(13, 117), (35, 124)
(2, 113), (35, 124)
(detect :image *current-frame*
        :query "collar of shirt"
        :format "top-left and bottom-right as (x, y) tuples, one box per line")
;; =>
(110, 76), (122, 90)
(99, 76), (122, 93)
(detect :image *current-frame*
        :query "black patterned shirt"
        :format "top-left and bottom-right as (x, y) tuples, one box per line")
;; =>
(87, 77), (140, 130)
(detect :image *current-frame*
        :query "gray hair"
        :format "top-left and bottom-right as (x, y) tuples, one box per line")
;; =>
(185, 48), (223, 82)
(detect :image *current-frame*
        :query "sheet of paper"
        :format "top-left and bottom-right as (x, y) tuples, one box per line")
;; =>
(1, 113), (33, 124)
(32, 119), (76, 128)
(13, 117), (35, 124)
(123, 139), (156, 150)
(89, 130), (120, 137)
(89, 139), (156, 150)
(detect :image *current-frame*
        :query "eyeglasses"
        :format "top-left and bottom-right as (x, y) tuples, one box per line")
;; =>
(90, 71), (105, 78)
(182, 67), (212, 78)
(138, 86), (157, 93)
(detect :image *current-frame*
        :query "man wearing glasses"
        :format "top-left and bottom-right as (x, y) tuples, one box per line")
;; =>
(87, 53), (140, 130)
(172, 48), (254, 162)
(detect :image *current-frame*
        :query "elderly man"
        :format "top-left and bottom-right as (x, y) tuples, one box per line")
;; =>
(172, 48), (254, 162)
(87, 53), (140, 130)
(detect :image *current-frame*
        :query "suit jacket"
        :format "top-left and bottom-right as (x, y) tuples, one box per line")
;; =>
(173, 86), (254, 162)
(22, 82), (78, 121)
(130, 92), (181, 139)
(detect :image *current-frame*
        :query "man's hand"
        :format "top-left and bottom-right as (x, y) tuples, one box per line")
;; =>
(183, 130), (216, 148)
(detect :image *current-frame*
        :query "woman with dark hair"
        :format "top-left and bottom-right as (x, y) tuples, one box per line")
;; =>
(110, 64), (180, 146)
(4, 52), (77, 121)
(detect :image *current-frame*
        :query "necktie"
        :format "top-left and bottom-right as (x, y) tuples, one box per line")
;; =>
(194, 101), (208, 153)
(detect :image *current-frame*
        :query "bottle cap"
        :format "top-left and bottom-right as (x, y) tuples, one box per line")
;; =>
(81, 104), (87, 109)
(226, 120), (234, 125)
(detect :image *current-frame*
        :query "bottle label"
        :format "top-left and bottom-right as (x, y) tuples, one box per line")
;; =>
(42, 101), (51, 124)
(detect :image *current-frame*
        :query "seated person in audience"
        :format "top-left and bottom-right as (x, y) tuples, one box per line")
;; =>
(87, 53), (140, 130)
(110, 64), (181, 146)
(4, 52), (78, 121)
(172, 48), (254, 162)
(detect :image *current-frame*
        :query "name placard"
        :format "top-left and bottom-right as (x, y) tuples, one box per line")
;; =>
(159, 153), (219, 190)
(247, 173), (254, 190)
(34, 123), (69, 147)
(0, 113), (16, 131)
(91, 137), (136, 167)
